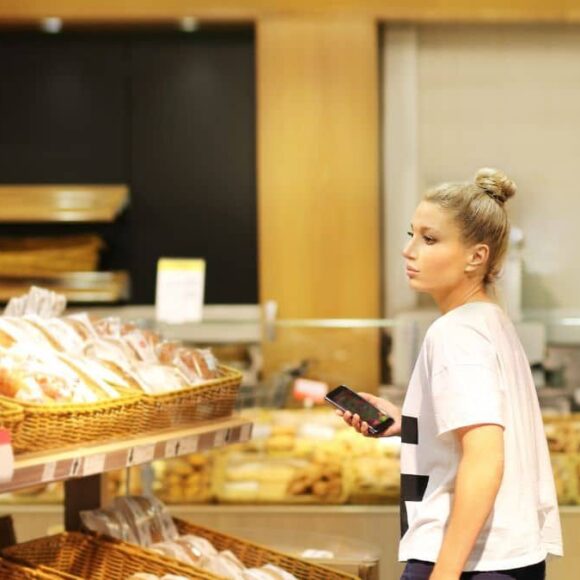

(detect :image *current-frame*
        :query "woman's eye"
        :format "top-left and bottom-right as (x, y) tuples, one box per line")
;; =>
(406, 231), (413, 238)
(423, 236), (436, 245)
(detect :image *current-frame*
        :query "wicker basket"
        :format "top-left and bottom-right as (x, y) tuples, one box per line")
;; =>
(4, 386), (142, 454)
(0, 557), (74, 579)
(0, 398), (23, 435)
(0, 235), (103, 276)
(2, 532), (213, 580)
(139, 366), (243, 431)
(174, 518), (358, 580)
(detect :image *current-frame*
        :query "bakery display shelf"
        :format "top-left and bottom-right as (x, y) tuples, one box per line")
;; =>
(0, 271), (130, 303)
(0, 416), (253, 495)
(0, 185), (129, 222)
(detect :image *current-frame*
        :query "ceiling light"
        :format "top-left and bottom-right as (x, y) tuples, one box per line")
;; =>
(41, 17), (63, 34)
(179, 17), (199, 33)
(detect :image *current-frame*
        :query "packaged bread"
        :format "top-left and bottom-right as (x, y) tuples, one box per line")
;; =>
(0, 317), (54, 349)
(132, 364), (189, 395)
(149, 541), (193, 565)
(63, 312), (102, 342)
(29, 316), (87, 354)
(204, 550), (246, 577)
(80, 507), (138, 543)
(0, 346), (108, 404)
(94, 316), (125, 340)
(123, 330), (158, 364)
(4, 286), (67, 318)
(156, 343), (220, 384)
(179, 534), (218, 559)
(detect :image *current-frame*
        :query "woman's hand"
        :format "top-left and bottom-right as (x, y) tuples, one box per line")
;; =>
(336, 392), (402, 437)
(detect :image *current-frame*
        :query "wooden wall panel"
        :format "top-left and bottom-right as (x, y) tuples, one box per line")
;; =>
(3, 1), (580, 23)
(257, 19), (380, 320)
(257, 19), (381, 391)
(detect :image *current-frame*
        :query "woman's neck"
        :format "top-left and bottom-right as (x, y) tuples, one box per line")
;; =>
(433, 283), (492, 314)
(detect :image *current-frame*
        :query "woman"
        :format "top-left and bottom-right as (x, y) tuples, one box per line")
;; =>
(339, 169), (562, 579)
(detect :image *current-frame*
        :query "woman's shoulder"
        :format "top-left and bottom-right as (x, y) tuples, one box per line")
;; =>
(425, 303), (500, 363)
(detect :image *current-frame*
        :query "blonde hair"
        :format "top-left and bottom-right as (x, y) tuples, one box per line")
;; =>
(424, 168), (517, 286)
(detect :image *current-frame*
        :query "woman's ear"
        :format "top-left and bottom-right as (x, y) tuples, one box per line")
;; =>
(465, 243), (490, 273)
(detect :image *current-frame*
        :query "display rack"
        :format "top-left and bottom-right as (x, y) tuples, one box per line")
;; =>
(0, 416), (253, 535)
(0, 184), (131, 304)
(0, 271), (130, 303)
(0, 185), (129, 222)
(0, 416), (252, 495)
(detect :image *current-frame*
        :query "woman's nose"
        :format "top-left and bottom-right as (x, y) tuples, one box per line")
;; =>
(402, 238), (415, 259)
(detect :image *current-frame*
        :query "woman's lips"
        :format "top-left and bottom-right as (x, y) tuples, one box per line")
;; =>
(405, 266), (419, 277)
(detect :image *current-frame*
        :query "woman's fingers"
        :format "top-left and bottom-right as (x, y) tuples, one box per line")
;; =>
(360, 421), (372, 437)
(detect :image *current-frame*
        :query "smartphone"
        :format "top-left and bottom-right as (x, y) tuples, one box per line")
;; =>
(325, 384), (394, 435)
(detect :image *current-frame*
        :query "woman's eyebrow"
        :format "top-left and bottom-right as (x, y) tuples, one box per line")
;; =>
(414, 224), (439, 234)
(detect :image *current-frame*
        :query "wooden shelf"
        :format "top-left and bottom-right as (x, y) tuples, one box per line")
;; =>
(0, 271), (130, 303)
(0, 185), (129, 222)
(0, 416), (252, 494)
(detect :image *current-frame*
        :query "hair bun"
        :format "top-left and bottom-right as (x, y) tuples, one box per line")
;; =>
(474, 167), (517, 205)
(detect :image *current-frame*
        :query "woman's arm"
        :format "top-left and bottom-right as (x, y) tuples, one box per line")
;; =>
(430, 424), (505, 580)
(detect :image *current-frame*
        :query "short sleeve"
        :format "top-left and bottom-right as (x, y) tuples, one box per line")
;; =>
(427, 318), (506, 436)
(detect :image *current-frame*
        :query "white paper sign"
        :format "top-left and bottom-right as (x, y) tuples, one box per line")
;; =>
(155, 258), (205, 323)
(164, 440), (180, 458)
(69, 457), (82, 478)
(41, 462), (57, 483)
(240, 423), (253, 442)
(127, 444), (155, 466)
(178, 435), (199, 455)
(214, 429), (228, 448)
(83, 454), (106, 477)
(0, 429), (14, 483)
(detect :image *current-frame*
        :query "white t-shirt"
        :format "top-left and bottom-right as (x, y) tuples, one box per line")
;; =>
(399, 302), (563, 571)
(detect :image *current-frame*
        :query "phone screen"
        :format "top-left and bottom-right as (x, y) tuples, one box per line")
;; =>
(325, 385), (393, 433)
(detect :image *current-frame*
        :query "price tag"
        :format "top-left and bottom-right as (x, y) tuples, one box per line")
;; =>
(293, 378), (328, 403)
(214, 429), (228, 448)
(240, 423), (252, 442)
(83, 454), (106, 477)
(178, 435), (199, 455)
(69, 457), (82, 478)
(41, 462), (57, 483)
(164, 440), (180, 458)
(127, 444), (155, 466)
(155, 258), (206, 323)
(0, 429), (14, 483)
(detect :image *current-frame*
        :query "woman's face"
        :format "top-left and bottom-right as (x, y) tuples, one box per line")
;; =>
(402, 201), (473, 296)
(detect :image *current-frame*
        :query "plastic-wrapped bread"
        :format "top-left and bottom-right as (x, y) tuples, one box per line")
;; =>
(178, 534), (218, 559)
(0, 347), (103, 404)
(79, 507), (138, 543)
(260, 564), (298, 579)
(133, 364), (189, 395)
(203, 551), (246, 578)
(64, 313), (100, 341)
(31, 317), (87, 354)
(5, 317), (59, 348)
(149, 541), (192, 565)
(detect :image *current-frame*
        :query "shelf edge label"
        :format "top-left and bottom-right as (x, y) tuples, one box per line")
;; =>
(0, 429), (13, 483)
